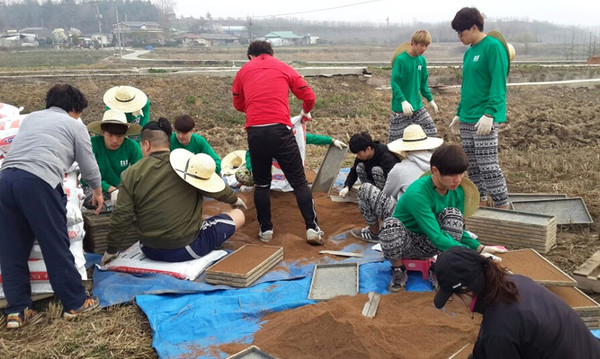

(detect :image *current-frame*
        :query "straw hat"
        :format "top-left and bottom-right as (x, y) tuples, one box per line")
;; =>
(391, 41), (411, 65)
(169, 149), (225, 193)
(420, 170), (480, 219)
(221, 150), (247, 176)
(487, 30), (515, 75)
(87, 109), (142, 136)
(387, 124), (443, 156)
(103, 86), (148, 113)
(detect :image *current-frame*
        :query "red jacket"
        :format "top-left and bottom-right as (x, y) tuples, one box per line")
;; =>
(232, 54), (315, 129)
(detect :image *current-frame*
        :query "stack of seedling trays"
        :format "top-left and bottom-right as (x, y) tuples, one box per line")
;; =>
(205, 244), (283, 288)
(499, 249), (600, 329)
(465, 207), (557, 254)
(82, 212), (139, 254)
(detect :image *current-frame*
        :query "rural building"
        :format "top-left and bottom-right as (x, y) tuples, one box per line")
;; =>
(264, 31), (303, 46)
(112, 21), (163, 46)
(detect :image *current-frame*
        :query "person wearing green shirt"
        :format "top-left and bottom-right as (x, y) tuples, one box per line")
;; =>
(388, 30), (439, 142)
(84, 109), (142, 207)
(450, 7), (510, 209)
(170, 114), (222, 175)
(103, 85), (151, 128)
(236, 133), (347, 185)
(378, 144), (507, 292)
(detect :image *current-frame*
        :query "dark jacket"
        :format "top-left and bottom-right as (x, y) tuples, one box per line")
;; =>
(344, 141), (400, 189)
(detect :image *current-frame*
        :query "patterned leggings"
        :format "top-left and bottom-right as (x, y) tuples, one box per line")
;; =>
(388, 107), (438, 142)
(356, 163), (386, 190)
(357, 183), (396, 226)
(379, 207), (464, 262)
(459, 122), (509, 207)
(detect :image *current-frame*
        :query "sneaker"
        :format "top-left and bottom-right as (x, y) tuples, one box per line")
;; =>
(63, 295), (99, 319)
(6, 308), (37, 329)
(350, 227), (379, 243)
(306, 228), (324, 245)
(388, 266), (408, 293)
(258, 229), (273, 242)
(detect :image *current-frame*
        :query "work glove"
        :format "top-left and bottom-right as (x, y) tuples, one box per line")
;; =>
(475, 115), (494, 136)
(110, 189), (119, 208)
(481, 252), (502, 262)
(100, 251), (118, 266)
(480, 245), (508, 255)
(231, 197), (248, 210)
(401, 100), (413, 116)
(429, 100), (439, 113)
(332, 139), (347, 150)
(300, 109), (312, 122)
(449, 116), (461, 135)
(339, 187), (350, 198)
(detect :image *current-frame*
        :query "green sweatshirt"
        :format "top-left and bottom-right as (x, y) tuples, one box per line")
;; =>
(392, 175), (481, 251)
(170, 132), (222, 175)
(456, 35), (508, 123)
(244, 133), (333, 172)
(106, 151), (237, 253)
(105, 98), (151, 127)
(88, 135), (142, 193)
(391, 51), (433, 113)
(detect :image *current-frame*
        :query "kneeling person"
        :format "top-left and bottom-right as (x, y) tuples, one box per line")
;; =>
(101, 118), (246, 264)
(379, 144), (506, 292)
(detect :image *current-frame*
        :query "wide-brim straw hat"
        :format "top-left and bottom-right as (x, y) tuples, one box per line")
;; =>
(169, 149), (225, 193)
(487, 30), (515, 75)
(387, 124), (443, 156)
(87, 109), (142, 136)
(221, 150), (247, 176)
(420, 170), (480, 219)
(103, 86), (148, 113)
(391, 41), (411, 65)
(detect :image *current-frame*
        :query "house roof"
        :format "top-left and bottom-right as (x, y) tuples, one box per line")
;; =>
(199, 33), (238, 40)
(264, 31), (302, 39)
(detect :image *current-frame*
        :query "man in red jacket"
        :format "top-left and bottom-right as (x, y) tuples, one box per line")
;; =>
(232, 40), (323, 245)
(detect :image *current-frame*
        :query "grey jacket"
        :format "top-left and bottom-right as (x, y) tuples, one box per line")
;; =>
(382, 150), (431, 200)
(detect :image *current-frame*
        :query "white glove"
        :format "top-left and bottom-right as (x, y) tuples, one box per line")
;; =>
(429, 100), (438, 113)
(401, 101), (413, 116)
(110, 189), (119, 207)
(332, 139), (347, 150)
(475, 115), (494, 136)
(480, 245), (508, 255)
(300, 109), (312, 122)
(339, 187), (350, 198)
(101, 251), (118, 266)
(449, 116), (461, 135)
(231, 197), (248, 210)
(481, 252), (502, 262)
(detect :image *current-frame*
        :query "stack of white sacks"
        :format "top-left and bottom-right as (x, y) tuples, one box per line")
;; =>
(0, 103), (87, 298)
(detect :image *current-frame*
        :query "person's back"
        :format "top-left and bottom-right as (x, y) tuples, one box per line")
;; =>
(476, 274), (600, 358)
(383, 150), (431, 199)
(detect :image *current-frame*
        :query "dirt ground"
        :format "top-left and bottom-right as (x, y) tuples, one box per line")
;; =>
(0, 66), (600, 357)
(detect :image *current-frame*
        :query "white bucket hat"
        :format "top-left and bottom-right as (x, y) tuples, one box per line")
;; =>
(387, 124), (443, 156)
(87, 109), (142, 136)
(169, 149), (225, 193)
(221, 150), (247, 176)
(103, 86), (148, 114)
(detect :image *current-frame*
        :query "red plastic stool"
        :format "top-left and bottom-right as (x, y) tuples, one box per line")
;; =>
(402, 258), (436, 280)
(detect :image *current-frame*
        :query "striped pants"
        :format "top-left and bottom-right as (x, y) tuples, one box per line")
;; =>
(388, 107), (438, 142)
(459, 122), (509, 207)
(357, 183), (397, 226)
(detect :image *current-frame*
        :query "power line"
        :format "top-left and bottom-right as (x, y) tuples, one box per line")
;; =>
(253, 0), (383, 19)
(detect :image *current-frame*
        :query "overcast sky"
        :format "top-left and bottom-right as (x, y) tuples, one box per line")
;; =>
(174, 0), (599, 27)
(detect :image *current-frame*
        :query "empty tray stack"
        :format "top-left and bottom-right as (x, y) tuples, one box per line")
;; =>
(205, 244), (283, 288)
(465, 207), (557, 253)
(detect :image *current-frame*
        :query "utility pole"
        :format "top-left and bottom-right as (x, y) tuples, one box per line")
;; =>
(386, 17), (390, 47)
(116, 6), (122, 58)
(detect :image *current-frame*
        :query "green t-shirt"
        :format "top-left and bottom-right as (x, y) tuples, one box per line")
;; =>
(392, 175), (480, 251)
(89, 135), (143, 193)
(391, 51), (433, 113)
(456, 36), (508, 123)
(170, 132), (222, 175)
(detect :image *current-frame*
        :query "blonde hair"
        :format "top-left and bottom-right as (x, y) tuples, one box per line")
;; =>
(411, 30), (432, 45)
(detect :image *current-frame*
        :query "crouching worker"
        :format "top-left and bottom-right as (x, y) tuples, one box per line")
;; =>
(379, 144), (507, 292)
(83, 109), (142, 209)
(434, 246), (600, 358)
(101, 118), (247, 265)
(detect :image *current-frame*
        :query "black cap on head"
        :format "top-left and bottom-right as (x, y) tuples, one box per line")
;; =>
(433, 246), (486, 309)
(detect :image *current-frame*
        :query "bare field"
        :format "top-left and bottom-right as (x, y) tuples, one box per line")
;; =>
(0, 49), (599, 357)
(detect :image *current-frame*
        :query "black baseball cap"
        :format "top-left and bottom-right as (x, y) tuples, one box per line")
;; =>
(433, 246), (486, 309)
